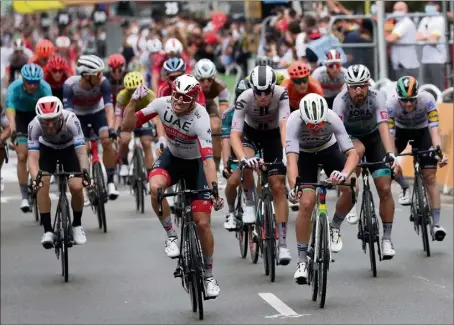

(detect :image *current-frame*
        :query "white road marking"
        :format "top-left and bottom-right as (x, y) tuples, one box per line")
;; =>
(258, 292), (310, 319)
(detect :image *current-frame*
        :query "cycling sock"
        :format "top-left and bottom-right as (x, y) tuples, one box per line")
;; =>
(19, 184), (28, 200)
(72, 210), (83, 227)
(243, 187), (255, 206)
(297, 242), (308, 263)
(121, 157), (128, 165)
(432, 208), (441, 226)
(40, 213), (52, 233)
(382, 222), (393, 240)
(278, 222), (287, 247)
(160, 216), (177, 237)
(214, 157), (221, 171)
(330, 213), (346, 230)
(106, 168), (115, 184)
(394, 174), (409, 190)
(227, 202), (235, 212)
(204, 256), (213, 278)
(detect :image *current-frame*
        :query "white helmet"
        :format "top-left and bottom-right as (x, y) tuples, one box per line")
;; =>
(249, 65), (276, 92)
(194, 59), (217, 80)
(299, 93), (328, 125)
(345, 64), (370, 84)
(146, 39), (162, 53)
(56, 36), (71, 48)
(324, 49), (342, 64)
(172, 74), (201, 100)
(13, 38), (24, 50)
(77, 55), (105, 74)
(35, 96), (63, 120)
(164, 38), (183, 54)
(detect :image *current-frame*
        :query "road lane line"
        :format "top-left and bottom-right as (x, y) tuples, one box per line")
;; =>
(258, 292), (298, 317)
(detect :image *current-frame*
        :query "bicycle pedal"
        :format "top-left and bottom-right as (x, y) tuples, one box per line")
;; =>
(204, 295), (217, 301)
(173, 269), (182, 278)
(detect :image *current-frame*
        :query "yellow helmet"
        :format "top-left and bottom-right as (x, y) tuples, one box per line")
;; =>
(124, 71), (145, 90)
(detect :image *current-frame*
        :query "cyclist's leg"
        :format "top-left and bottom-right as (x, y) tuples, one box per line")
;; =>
(346, 138), (366, 223)
(208, 102), (222, 171)
(37, 144), (56, 247)
(417, 128), (445, 239)
(16, 112), (35, 209)
(119, 131), (132, 176)
(240, 127), (257, 223)
(294, 151), (318, 282)
(93, 110), (118, 198)
(394, 128), (411, 203)
(149, 148), (181, 257)
(64, 146), (86, 244)
(138, 128), (154, 176)
(365, 131), (395, 257)
(224, 155), (240, 230)
(189, 158), (220, 297)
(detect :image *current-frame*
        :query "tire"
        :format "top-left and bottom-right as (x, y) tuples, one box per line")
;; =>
(174, 181), (185, 228)
(239, 225), (248, 259)
(61, 195), (71, 283)
(264, 195), (276, 283)
(311, 211), (318, 302)
(133, 148), (145, 214)
(318, 213), (329, 308)
(189, 224), (204, 320)
(364, 190), (377, 277)
(259, 199), (269, 276)
(249, 222), (259, 264)
(416, 175), (430, 257)
(33, 193), (40, 223)
(93, 162), (107, 233)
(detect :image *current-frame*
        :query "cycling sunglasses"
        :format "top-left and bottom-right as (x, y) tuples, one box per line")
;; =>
(292, 77), (309, 85)
(399, 97), (417, 103)
(172, 92), (193, 104)
(307, 121), (326, 130)
(348, 83), (369, 90)
(51, 69), (64, 74)
(327, 63), (341, 69)
(110, 64), (125, 72)
(199, 78), (214, 83)
(253, 88), (273, 96)
(23, 79), (40, 85)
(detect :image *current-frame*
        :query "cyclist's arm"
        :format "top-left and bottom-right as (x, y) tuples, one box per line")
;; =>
(230, 95), (247, 160)
(218, 87), (229, 114)
(426, 101), (442, 148)
(101, 79), (114, 128)
(27, 120), (41, 179)
(376, 92), (396, 154)
(62, 82), (74, 112)
(5, 85), (18, 132)
(331, 113), (358, 176)
(114, 94), (126, 131)
(68, 115), (89, 171)
(285, 113), (300, 189)
(124, 98), (159, 131)
(195, 113), (217, 189)
(387, 103), (396, 143)
(4, 66), (10, 85)
(0, 113), (11, 142)
(278, 90), (291, 149)
(221, 111), (232, 167)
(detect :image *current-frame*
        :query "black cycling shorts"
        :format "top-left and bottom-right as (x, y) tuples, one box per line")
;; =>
(242, 123), (286, 177)
(39, 144), (81, 173)
(325, 96), (336, 110)
(297, 144), (346, 187)
(76, 110), (108, 138)
(149, 148), (211, 212)
(352, 129), (390, 178)
(395, 127), (437, 169)
(15, 111), (36, 141)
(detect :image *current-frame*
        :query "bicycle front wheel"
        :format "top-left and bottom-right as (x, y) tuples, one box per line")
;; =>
(60, 196), (71, 282)
(264, 194), (276, 283)
(93, 162), (107, 233)
(133, 147), (145, 214)
(318, 213), (329, 308)
(189, 224), (204, 320)
(416, 174), (431, 257)
(363, 190), (377, 277)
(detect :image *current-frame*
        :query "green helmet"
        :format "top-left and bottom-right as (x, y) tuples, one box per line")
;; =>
(396, 76), (419, 98)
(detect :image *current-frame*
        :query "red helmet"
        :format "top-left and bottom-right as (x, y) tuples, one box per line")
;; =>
(108, 53), (126, 68)
(288, 61), (311, 79)
(36, 39), (55, 59)
(47, 55), (68, 71)
(171, 74), (201, 103)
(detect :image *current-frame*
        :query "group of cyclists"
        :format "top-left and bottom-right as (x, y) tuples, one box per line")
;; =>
(0, 33), (449, 303)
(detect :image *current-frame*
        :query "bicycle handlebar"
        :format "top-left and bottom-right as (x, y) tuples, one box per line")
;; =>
(294, 176), (357, 205)
(357, 161), (387, 168)
(397, 145), (443, 159)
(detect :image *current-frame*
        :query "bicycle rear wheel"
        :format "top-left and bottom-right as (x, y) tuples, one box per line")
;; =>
(32, 191), (40, 223)
(189, 223), (204, 320)
(318, 213), (329, 308)
(310, 211), (318, 302)
(133, 147), (145, 214)
(416, 175), (430, 257)
(364, 190), (377, 277)
(93, 162), (107, 233)
(60, 196), (71, 282)
(264, 195), (276, 283)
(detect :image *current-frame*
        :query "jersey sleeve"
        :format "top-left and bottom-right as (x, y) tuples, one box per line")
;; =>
(311, 67), (323, 82)
(27, 119), (42, 151)
(66, 113), (86, 147)
(221, 108), (234, 139)
(285, 112), (301, 155)
(374, 90), (389, 125)
(63, 81), (74, 111)
(278, 89), (291, 122)
(40, 80), (53, 96)
(332, 93), (346, 123)
(100, 79), (113, 107)
(309, 77), (324, 96)
(197, 90), (206, 107)
(135, 98), (160, 128)
(157, 83), (168, 98)
(115, 91), (127, 116)
(231, 92), (247, 132)
(218, 87), (229, 105)
(6, 82), (19, 111)
(330, 112), (354, 154)
(194, 110), (214, 160)
(386, 100), (396, 136)
(425, 93), (439, 129)
(1, 113), (9, 128)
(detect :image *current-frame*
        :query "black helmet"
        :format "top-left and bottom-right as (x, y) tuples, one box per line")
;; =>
(235, 78), (251, 99)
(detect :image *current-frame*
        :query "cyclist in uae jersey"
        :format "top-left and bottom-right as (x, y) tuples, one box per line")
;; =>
(28, 96), (91, 249)
(6, 63), (52, 212)
(333, 64), (398, 259)
(311, 49), (347, 108)
(388, 76), (448, 241)
(121, 75), (222, 299)
(194, 59), (229, 172)
(286, 93), (358, 284)
(104, 54), (127, 108)
(281, 61), (323, 111)
(231, 65), (292, 265)
(63, 55), (119, 200)
(115, 72), (158, 182)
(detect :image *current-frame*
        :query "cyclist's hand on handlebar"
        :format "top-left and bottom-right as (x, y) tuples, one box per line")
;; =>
(222, 167), (233, 179)
(438, 154), (449, 168)
(329, 170), (348, 185)
(31, 179), (42, 192)
(384, 152), (399, 173)
(211, 195), (224, 211)
(241, 157), (261, 170)
(108, 128), (119, 139)
(81, 169), (93, 187)
(288, 188), (300, 204)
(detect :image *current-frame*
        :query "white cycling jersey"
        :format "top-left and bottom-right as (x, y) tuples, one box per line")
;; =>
(311, 66), (347, 99)
(136, 96), (213, 160)
(286, 109), (354, 154)
(231, 86), (290, 131)
(27, 110), (86, 151)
